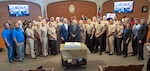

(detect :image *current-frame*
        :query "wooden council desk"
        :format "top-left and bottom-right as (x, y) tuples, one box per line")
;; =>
(60, 43), (90, 61)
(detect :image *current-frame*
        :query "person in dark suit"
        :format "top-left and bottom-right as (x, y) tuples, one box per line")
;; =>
(137, 18), (149, 60)
(80, 15), (87, 20)
(69, 19), (81, 42)
(122, 23), (132, 57)
(60, 18), (70, 43)
(132, 18), (141, 56)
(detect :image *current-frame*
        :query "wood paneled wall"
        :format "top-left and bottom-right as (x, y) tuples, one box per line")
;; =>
(47, 1), (97, 20)
(102, 0), (150, 20)
(0, 1), (42, 28)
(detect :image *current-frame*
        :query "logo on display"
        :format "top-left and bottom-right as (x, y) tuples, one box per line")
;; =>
(69, 4), (75, 14)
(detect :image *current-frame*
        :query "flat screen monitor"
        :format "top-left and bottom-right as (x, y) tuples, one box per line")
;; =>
(114, 1), (134, 13)
(106, 13), (116, 20)
(8, 4), (29, 17)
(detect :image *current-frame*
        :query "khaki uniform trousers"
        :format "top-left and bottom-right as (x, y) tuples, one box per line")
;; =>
(106, 36), (114, 54)
(34, 38), (42, 55)
(27, 38), (36, 58)
(41, 37), (48, 56)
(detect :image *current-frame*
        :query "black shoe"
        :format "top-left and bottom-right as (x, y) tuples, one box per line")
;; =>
(131, 54), (137, 56)
(117, 53), (121, 55)
(16, 60), (23, 62)
(0, 48), (2, 52)
(109, 53), (113, 55)
(9, 61), (14, 63)
(121, 52), (125, 55)
(51, 53), (54, 55)
(123, 55), (127, 58)
(37, 66), (43, 69)
(99, 52), (102, 55)
(105, 51), (110, 54)
(93, 51), (97, 53)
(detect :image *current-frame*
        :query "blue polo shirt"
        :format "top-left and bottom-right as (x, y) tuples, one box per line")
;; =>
(2, 28), (13, 44)
(12, 28), (24, 42)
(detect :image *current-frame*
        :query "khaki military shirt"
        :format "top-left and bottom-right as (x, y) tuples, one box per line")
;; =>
(36, 21), (42, 27)
(39, 26), (48, 37)
(25, 28), (34, 39)
(101, 20), (109, 31)
(91, 21), (97, 25)
(56, 22), (63, 29)
(95, 23), (104, 35)
(101, 20), (109, 27)
(116, 25), (124, 38)
(113, 20), (119, 26)
(32, 26), (39, 38)
(51, 21), (57, 28)
(48, 27), (57, 40)
(108, 24), (115, 36)
(85, 23), (93, 34)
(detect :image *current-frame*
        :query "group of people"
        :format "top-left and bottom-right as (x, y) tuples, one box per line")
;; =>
(1, 15), (149, 63)
(82, 16), (148, 60)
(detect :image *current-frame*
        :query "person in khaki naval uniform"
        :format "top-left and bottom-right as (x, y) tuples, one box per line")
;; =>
(48, 22), (57, 55)
(95, 19), (105, 55)
(25, 21), (36, 59)
(116, 21), (124, 55)
(50, 17), (57, 27)
(113, 16), (120, 54)
(85, 19), (94, 52)
(79, 20), (86, 43)
(36, 16), (43, 55)
(101, 16), (109, 51)
(91, 16), (97, 51)
(36, 16), (42, 27)
(39, 19), (48, 57)
(55, 17), (62, 53)
(32, 21), (42, 56)
(106, 19), (115, 55)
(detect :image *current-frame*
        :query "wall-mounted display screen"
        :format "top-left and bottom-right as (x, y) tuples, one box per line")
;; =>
(8, 4), (29, 17)
(114, 1), (134, 13)
(106, 13), (116, 20)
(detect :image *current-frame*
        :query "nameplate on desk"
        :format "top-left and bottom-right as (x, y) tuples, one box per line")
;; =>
(64, 42), (81, 48)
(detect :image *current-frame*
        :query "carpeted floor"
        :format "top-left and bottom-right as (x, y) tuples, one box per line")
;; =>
(0, 43), (148, 71)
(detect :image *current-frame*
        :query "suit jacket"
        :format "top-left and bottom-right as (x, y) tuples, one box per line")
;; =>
(123, 28), (132, 41)
(69, 24), (81, 41)
(137, 23), (149, 43)
(60, 24), (70, 42)
(81, 17), (87, 20)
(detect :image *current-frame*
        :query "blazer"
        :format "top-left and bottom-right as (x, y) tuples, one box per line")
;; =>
(137, 23), (149, 43)
(60, 24), (70, 42)
(69, 24), (81, 41)
(123, 28), (132, 41)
